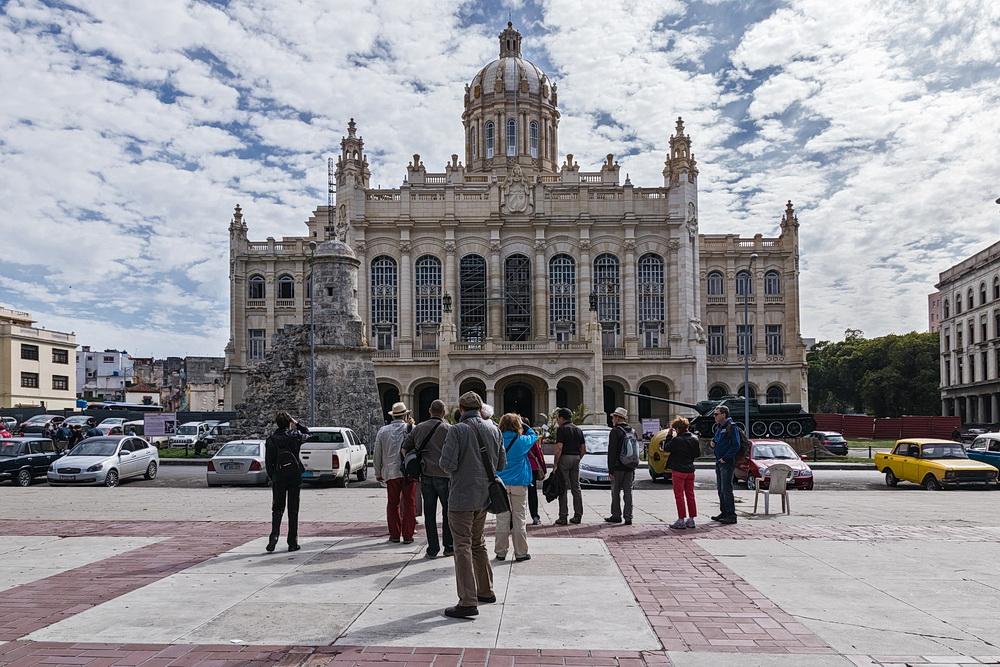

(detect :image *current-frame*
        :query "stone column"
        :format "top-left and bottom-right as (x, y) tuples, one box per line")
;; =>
(489, 239), (503, 340)
(978, 394), (985, 424)
(623, 238), (637, 355)
(355, 241), (369, 344)
(579, 237), (592, 339)
(399, 239), (413, 357)
(941, 399), (948, 417)
(534, 238), (547, 340)
(990, 393), (998, 424)
(548, 386), (558, 414)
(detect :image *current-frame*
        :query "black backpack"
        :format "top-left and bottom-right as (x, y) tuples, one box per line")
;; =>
(275, 445), (300, 481)
(729, 423), (751, 461)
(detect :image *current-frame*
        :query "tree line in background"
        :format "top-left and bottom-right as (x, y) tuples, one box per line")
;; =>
(807, 329), (940, 417)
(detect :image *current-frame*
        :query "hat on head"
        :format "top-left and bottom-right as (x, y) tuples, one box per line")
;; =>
(458, 391), (483, 409)
(388, 402), (411, 418)
(612, 407), (628, 419)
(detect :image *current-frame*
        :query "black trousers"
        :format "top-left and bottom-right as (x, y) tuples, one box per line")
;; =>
(527, 480), (539, 519)
(270, 478), (301, 545)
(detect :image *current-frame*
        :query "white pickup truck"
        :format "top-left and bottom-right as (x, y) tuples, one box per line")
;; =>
(299, 427), (369, 487)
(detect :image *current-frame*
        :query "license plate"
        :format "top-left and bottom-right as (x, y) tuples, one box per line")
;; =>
(597, 475), (609, 482)
(59, 475), (76, 481)
(222, 463), (242, 471)
(301, 471), (314, 477)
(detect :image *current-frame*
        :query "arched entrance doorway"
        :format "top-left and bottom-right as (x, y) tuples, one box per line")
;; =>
(414, 384), (440, 423)
(638, 380), (672, 428)
(502, 384), (534, 420)
(378, 383), (400, 426)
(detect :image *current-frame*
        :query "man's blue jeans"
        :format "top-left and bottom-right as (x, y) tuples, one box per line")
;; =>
(420, 475), (453, 556)
(715, 460), (737, 518)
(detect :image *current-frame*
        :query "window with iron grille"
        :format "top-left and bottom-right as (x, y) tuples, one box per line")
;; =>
(529, 121), (538, 158)
(706, 271), (724, 296)
(52, 349), (69, 364)
(506, 119), (517, 156)
(248, 330), (266, 360)
(766, 386), (784, 403)
(736, 270), (752, 296)
(485, 122), (495, 158)
(52, 375), (69, 391)
(21, 344), (39, 360)
(594, 253), (620, 336)
(277, 274), (294, 299)
(637, 253), (664, 345)
(371, 256), (398, 349)
(414, 255), (442, 336)
(248, 275), (265, 299)
(504, 254), (531, 341)
(708, 325), (725, 356)
(549, 254), (576, 338)
(766, 324), (783, 355)
(737, 324), (753, 356)
(21, 372), (39, 388)
(764, 270), (781, 295)
(460, 254), (487, 342)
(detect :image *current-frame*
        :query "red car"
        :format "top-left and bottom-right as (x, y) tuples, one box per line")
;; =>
(735, 439), (814, 490)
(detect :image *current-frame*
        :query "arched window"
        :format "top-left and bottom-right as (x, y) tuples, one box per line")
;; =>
(994, 277), (1000, 300)
(485, 121), (495, 158)
(766, 385), (785, 404)
(248, 275), (265, 299)
(594, 253), (620, 347)
(506, 119), (517, 156)
(305, 274), (312, 300)
(549, 254), (576, 339)
(529, 121), (539, 158)
(943, 299), (950, 318)
(764, 270), (781, 295)
(737, 384), (757, 399)
(414, 255), (442, 340)
(638, 253), (665, 348)
(277, 274), (294, 300)
(460, 254), (487, 343)
(469, 125), (477, 160)
(706, 270), (724, 296)
(504, 254), (531, 340)
(980, 282), (987, 306)
(968, 289), (974, 310)
(370, 256), (398, 350)
(736, 270), (752, 296)
(708, 385), (727, 401)
(956, 293), (962, 314)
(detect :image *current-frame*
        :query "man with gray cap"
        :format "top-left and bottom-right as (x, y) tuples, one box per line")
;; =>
(373, 402), (417, 543)
(439, 391), (506, 618)
(605, 407), (636, 525)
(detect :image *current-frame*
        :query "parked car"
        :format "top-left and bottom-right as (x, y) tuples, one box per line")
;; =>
(646, 428), (673, 482)
(206, 440), (268, 486)
(17, 415), (64, 436)
(805, 430), (849, 456)
(62, 415), (95, 429)
(204, 422), (232, 453)
(1, 417), (17, 431)
(960, 428), (989, 444)
(1, 437), (63, 486)
(168, 421), (211, 452)
(578, 425), (613, 486)
(96, 425), (124, 436)
(97, 417), (128, 428)
(965, 433), (1000, 471)
(299, 427), (368, 487)
(875, 439), (998, 490)
(735, 439), (814, 490)
(47, 436), (159, 487)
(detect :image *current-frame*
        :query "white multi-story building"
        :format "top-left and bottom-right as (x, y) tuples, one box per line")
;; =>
(223, 24), (809, 426)
(75, 346), (135, 401)
(0, 307), (77, 409)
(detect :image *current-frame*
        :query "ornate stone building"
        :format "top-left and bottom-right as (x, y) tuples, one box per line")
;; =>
(224, 24), (808, 426)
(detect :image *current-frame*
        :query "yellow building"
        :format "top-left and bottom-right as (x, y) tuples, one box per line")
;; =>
(0, 307), (78, 409)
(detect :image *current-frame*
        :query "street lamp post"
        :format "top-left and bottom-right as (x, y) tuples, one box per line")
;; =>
(308, 241), (318, 425)
(743, 253), (758, 433)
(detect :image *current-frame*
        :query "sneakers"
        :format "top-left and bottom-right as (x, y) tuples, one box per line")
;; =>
(425, 552), (438, 559)
(686, 517), (696, 529)
(388, 537), (401, 543)
(669, 519), (687, 530)
(531, 517), (541, 525)
(444, 605), (479, 618)
(402, 539), (414, 544)
(569, 516), (582, 524)
(604, 516), (623, 524)
(554, 518), (568, 525)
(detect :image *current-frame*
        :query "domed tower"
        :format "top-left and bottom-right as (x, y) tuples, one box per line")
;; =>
(463, 22), (560, 174)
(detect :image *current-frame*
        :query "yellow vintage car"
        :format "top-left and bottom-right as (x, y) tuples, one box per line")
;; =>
(874, 439), (998, 490)
(647, 428), (672, 482)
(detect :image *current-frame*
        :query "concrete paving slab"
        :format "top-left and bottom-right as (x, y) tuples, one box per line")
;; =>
(179, 601), (367, 645)
(503, 574), (637, 606)
(800, 618), (998, 655)
(498, 602), (659, 650)
(335, 601), (503, 647)
(666, 653), (854, 667)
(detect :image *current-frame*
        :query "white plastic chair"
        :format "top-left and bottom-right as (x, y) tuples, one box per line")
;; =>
(753, 463), (792, 515)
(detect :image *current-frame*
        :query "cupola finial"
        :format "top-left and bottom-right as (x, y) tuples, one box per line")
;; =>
(499, 22), (522, 58)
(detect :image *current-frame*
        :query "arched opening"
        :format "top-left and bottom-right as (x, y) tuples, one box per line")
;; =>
(638, 381), (671, 426)
(766, 385), (785, 404)
(603, 384), (618, 426)
(737, 384), (757, 400)
(502, 384), (534, 420)
(458, 378), (487, 417)
(414, 384), (440, 423)
(378, 383), (400, 425)
(708, 385), (728, 401)
(556, 378), (584, 416)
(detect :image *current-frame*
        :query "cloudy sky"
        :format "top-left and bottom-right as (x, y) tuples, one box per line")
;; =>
(1, 0), (998, 360)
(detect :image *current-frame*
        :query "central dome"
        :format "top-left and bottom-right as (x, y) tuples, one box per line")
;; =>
(469, 23), (553, 101)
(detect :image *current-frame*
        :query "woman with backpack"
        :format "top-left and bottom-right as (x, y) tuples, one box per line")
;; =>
(264, 411), (310, 553)
(659, 416), (701, 529)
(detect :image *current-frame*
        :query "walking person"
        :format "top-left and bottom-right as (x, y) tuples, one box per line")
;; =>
(495, 413), (535, 562)
(711, 406), (740, 525)
(401, 399), (453, 559)
(553, 407), (585, 525)
(373, 402), (417, 543)
(439, 391), (506, 619)
(604, 407), (636, 525)
(659, 416), (701, 529)
(264, 411), (310, 552)
(525, 417), (546, 525)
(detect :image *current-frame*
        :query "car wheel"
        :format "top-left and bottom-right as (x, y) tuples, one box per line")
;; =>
(746, 475), (757, 490)
(334, 467), (349, 488)
(884, 469), (899, 487)
(144, 461), (158, 480)
(17, 469), (33, 487)
(922, 474), (942, 491)
(355, 463), (368, 481)
(105, 469), (120, 487)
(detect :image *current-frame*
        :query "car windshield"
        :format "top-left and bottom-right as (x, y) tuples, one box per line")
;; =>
(582, 430), (610, 455)
(753, 444), (799, 459)
(217, 443), (260, 457)
(922, 444), (968, 459)
(68, 439), (119, 457)
(824, 435), (846, 442)
(177, 425), (199, 435)
(0, 443), (21, 456)
(308, 432), (345, 444)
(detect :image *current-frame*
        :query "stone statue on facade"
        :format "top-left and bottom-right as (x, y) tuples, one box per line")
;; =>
(689, 317), (706, 344)
(501, 163), (533, 215)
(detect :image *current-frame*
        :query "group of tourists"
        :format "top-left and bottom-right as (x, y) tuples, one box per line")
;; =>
(260, 397), (747, 619)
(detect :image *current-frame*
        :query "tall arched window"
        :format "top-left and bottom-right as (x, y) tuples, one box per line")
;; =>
(764, 270), (781, 295)
(414, 255), (442, 340)
(708, 385), (727, 401)
(638, 253), (665, 348)
(594, 253), (620, 346)
(956, 293), (962, 314)
(485, 121), (495, 158)
(277, 274), (294, 300)
(968, 289), (974, 310)
(766, 386), (785, 404)
(506, 119), (517, 156)
(305, 274), (312, 300)
(504, 254), (531, 340)
(943, 299), (950, 318)
(460, 254), (487, 343)
(529, 121), (539, 158)
(370, 256), (398, 350)
(736, 270), (753, 296)
(248, 275), (265, 299)
(737, 384), (757, 399)
(469, 125), (477, 160)
(549, 254), (576, 339)
(980, 282), (987, 306)
(706, 270), (724, 296)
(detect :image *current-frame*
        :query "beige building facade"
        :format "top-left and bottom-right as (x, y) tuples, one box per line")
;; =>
(224, 25), (808, 426)
(935, 239), (1000, 425)
(0, 307), (77, 410)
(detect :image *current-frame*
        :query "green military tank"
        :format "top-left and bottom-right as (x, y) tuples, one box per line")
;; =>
(624, 391), (816, 439)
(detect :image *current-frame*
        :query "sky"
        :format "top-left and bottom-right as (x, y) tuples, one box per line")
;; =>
(1, 0), (998, 360)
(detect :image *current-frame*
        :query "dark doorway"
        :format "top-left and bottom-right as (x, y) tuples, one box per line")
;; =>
(503, 384), (534, 421)
(379, 384), (400, 426)
(604, 385), (617, 427)
(416, 385), (439, 423)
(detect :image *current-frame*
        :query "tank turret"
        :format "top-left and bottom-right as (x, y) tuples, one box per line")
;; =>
(624, 392), (815, 438)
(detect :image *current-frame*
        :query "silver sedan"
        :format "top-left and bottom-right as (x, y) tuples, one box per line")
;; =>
(47, 436), (159, 487)
(578, 425), (613, 487)
(207, 440), (268, 486)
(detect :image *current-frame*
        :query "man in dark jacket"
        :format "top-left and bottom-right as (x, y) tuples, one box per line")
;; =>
(605, 407), (636, 525)
(264, 411), (309, 552)
(711, 406), (741, 524)
(401, 399), (452, 559)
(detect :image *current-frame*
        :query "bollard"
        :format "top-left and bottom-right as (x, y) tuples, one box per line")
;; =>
(868, 444), (872, 459)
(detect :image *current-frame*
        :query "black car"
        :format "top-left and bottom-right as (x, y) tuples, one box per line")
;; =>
(0, 437), (63, 486)
(805, 430), (849, 456)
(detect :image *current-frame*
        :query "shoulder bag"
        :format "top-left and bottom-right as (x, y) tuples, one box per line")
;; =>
(402, 420), (441, 481)
(469, 421), (511, 515)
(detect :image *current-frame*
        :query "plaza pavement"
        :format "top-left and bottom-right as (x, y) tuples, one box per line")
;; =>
(1, 477), (999, 666)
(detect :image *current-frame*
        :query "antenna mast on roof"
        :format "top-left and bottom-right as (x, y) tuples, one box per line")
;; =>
(327, 156), (335, 240)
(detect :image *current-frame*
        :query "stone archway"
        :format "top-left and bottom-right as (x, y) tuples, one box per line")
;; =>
(378, 383), (400, 426)
(502, 383), (534, 421)
(638, 380), (672, 425)
(556, 377), (585, 417)
(414, 383), (440, 423)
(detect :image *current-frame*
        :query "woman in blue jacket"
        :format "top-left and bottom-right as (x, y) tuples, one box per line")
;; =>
(495, 413), (537, 562)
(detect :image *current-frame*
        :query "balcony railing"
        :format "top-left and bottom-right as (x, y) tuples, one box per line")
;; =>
(275, 299), (295, 309)
(246, 299), (265, 309)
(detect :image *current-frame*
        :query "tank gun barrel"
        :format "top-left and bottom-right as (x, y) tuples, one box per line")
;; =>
(622, 391), (710, 413)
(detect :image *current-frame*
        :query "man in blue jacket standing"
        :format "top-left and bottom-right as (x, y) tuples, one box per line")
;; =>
(711, 406), (740, 524)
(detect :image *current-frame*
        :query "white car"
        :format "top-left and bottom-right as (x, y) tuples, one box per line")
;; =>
(168, 421), (210, 451)
(578, 425), (613, 487)
(97, 417), (127, 428)
(48, 436), (159, 487)
(299, 427), (368, 487)
(207, 440), (268, 486)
